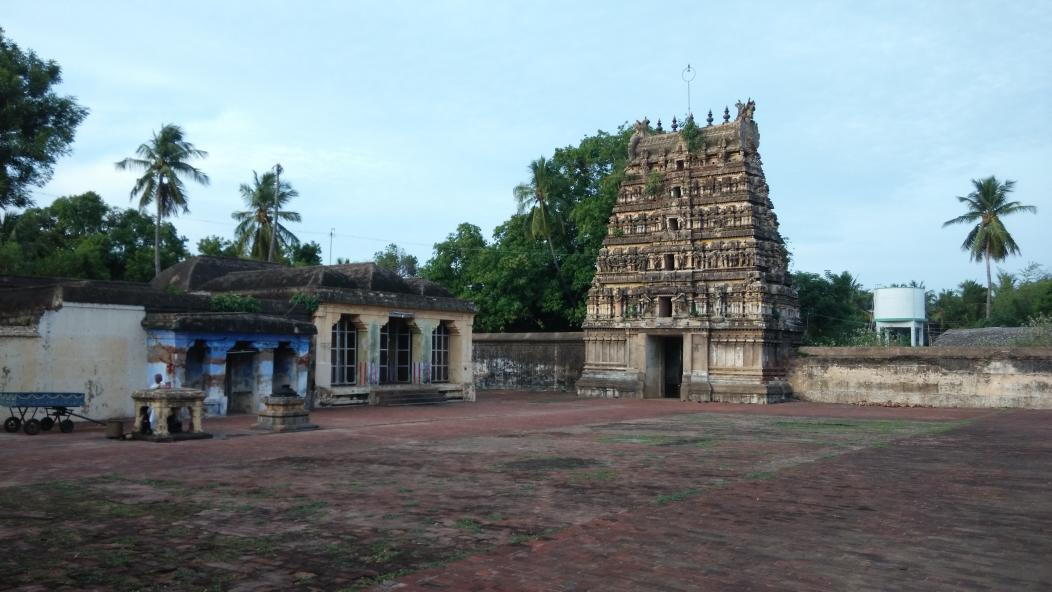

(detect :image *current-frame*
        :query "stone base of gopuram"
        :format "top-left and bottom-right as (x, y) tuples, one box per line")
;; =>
(254, 396), (319, 433)
(691, 378), (793, 404)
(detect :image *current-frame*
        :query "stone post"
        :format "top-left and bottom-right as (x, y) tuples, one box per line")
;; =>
(253, 345), (277, 412)
(204, 340), (234, 416)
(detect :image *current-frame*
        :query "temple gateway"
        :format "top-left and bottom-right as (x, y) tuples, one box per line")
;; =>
(577, 100), (801, 403)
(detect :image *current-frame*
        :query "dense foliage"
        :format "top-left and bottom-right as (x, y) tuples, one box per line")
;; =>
(792, 271), (872, 345)
(0, 28), (88, 211)
(209, 293), (260, 313)
(422, 126), (632, 332)
(374, 243), (419, 278)
(793, 265), (1052, 345)
(0, 191), (188, 281)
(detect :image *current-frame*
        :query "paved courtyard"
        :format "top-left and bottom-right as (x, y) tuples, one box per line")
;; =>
(1, 392), (1049, 591)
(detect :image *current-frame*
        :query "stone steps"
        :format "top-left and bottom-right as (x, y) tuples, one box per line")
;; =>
(375, 388), (447, 406)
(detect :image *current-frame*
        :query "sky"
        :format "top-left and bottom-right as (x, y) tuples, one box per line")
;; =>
(4, 0), (1050, 292)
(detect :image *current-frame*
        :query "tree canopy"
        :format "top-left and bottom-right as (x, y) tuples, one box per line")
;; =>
(0, 28), (88, 212)
(373, 243), (418, 278)
(0, 191), (188, 281)
(942, 176), (1037, 318)
(115, 123), (209, 276)
(232, 169), (301, 260)
(422, 126), (632, 331)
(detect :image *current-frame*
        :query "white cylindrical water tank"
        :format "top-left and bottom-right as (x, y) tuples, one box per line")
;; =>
(873, 287), (926, 322)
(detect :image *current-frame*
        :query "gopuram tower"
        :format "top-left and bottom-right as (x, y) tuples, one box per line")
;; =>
(576, 100), (801, 403)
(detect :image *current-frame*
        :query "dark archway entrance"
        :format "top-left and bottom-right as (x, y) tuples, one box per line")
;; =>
(380, 318), (413, 384)
(661, 336), (683, 398)
(225, 341), (257, 414)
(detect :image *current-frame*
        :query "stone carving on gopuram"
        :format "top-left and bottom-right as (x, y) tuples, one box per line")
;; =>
(576, 100), (801, 403)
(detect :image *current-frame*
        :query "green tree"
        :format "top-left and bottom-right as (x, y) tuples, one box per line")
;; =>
(792, 270), (872, 345)
(421, 223), (487, 297)
(942, 176), (1037, 319)
(290, 241), (322, 267)
(115, 124), (208, 277)
(197, 235), (239, 257)
(930, 280), (988, 329)
(514, 156), (569, 296)
(373, 243), (418, 277)
(0, 28), (88, 212)
(0, 191), (188, 281)
(231, 169), (301, 260)
(105, 207), (188, 281)
(423, 125), (631, 331)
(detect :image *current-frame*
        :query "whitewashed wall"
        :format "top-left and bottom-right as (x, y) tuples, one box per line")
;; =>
(0, 302), (148, 420)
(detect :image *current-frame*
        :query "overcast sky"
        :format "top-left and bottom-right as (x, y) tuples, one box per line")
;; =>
(5, 0), (1050, 291)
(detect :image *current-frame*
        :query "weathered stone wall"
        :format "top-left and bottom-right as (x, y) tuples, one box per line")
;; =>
(0, 302), (149, 420)
(788, 347), (1052, 408)
(473, 333), (585, 392)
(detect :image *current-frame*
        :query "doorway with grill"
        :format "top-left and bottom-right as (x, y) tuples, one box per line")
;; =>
(379, 318), (413, 384)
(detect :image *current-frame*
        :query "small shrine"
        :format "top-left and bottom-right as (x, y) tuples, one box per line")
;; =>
(131, 387), (212, 442)
(254, 384), (318, 433)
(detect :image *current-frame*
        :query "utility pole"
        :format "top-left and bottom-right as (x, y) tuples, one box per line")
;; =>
(682, 64), (696, 118)
(268, 163), (283, 262)
(329, 227), (334, 265)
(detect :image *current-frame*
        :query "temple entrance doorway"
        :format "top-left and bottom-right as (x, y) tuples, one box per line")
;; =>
(644, 335), (683, 399)
(379, 318), (413, 384)
(225, 342), (257, 414)
(661, 336), (683, 398)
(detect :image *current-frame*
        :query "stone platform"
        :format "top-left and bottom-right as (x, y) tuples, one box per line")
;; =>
(131, 387), (212, 442)
(254, 395), (318, 433)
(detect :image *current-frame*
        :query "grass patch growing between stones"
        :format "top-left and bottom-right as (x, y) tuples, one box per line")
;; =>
(655, 488), (700, 505)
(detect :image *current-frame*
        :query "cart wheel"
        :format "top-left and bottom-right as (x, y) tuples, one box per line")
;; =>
(3, 417), (20, 433)
(40, 417), (55, 431)
(59, 419), (74, 433)
(23, 419), (41, 435)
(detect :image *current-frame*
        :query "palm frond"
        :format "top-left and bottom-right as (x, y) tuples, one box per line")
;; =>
(942, 212), (980, 227)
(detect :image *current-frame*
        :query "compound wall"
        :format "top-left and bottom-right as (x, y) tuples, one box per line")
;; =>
(788, 347), (1052, 408)
(473, 332), (585, 392)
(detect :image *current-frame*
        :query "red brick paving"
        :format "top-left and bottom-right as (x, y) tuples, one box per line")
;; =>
(391, 406), (1052, 592)
(0, 392), (991, 488)
(1, 392), (1046, 591)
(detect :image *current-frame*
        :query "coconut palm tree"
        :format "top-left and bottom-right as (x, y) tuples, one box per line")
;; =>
(115, 124), (209, 276)
(232, 170), (301, 260)
(513, 156), (567, 294)
(943, 176), (1037, 319)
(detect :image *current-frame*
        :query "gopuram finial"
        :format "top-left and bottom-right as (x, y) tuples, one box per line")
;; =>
(723, 106), (730, 123)
(706, 110), (714, 126)
(671, 116), (678, 131)
(656, 119), (664, 133)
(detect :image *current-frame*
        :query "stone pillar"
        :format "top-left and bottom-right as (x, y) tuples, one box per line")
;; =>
(415, 318), (437, 385)
(680, 333), (693, 401)
(689, 330), (713, 402)
(294, 337), (311, 396)
(253, 344), (277, 412)
(358, 314), (389, 386)
(314, 308), (338, 391)
(204, 339), (235, 416)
